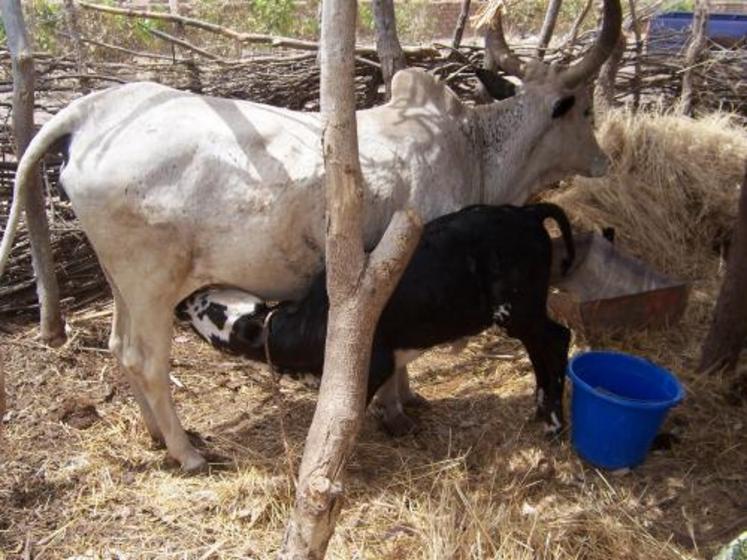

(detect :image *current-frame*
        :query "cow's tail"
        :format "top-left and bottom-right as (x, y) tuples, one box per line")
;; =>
(0, 99), (86, 277)
(532, 203), (575, 276)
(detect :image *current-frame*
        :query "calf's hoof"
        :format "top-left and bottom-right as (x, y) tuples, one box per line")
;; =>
(381, 411), (418, 438)
(403, 391), (430, 409)
(538, 410), (564, 438)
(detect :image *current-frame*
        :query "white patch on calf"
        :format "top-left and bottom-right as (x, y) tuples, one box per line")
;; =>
(183, 287), (264, 346)
(544, 411), (563, 434)
(494, 303), (511, 323)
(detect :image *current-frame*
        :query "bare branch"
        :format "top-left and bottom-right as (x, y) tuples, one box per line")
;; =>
(62, 0), (89, 92)
(627, 0), (643, 111)
(145, 27), (221, 61)
(563, 0), (593, 48)
(363, 209), (423, 300)
(76, 1), (437, 58)
(452, 0), (472, 50)
(57, 32), (179, 60)
(680, 0), (709, 115)
(537, 0), (563, 60)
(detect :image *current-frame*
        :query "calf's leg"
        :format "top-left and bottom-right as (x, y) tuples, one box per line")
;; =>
(368, 353), (417, 437)
(507, 317), (570, 435)
(396, 366), (429, 408)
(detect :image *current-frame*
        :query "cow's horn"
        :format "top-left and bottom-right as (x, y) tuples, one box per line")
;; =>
(485, 9), (525, 79)
(561, 0), (623, 89)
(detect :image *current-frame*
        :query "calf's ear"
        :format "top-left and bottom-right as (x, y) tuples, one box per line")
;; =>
(475, 69), (517, 101)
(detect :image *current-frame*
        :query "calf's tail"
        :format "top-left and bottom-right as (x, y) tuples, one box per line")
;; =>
(532, 203), (575, 276)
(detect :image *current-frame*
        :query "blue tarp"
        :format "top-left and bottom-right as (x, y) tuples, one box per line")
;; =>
(647, 11), (747, 53)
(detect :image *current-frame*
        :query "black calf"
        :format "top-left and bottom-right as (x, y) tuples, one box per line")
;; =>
(178, 203), (574, 435)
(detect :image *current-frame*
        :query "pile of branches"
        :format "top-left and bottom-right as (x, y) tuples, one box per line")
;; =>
(1, 3), (746, 320)
(0, 145), (108, 320)
(567, 28), (747, 117)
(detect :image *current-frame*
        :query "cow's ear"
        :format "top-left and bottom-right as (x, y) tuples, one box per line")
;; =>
(475, 69), (517, 101)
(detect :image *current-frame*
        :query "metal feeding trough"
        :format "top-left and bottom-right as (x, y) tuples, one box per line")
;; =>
(548, 233), (689, 334)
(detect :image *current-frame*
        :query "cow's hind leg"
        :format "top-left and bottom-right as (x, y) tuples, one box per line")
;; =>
(107, 278), (163, 445)
(118, 293), (205, 472)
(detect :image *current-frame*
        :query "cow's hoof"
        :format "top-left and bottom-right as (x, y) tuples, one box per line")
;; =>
(403, 391), (430, 409)
(382, 412), (418, 437)
(180, 452), (208, 474)
(149, 435), (167, 450)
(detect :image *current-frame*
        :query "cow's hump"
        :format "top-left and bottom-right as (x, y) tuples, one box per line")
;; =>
(388, 68), (465, 117)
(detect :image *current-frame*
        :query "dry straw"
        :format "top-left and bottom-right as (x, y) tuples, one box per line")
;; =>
(2, 110), (747, 559)
(550, 109), (747, 281)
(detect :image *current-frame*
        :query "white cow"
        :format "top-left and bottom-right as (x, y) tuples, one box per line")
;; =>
(0, 0), (621, 471)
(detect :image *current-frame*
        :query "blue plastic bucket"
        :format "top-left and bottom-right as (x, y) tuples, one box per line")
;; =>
(567, 351), (684, 469)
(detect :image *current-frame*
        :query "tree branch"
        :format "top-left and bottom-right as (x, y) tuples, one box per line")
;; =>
(563, 0), (594, 48)
(698, 163), (747, 374)
(452, 0), (472, 50)
(145, 27), (221, 61)
(680, 0), (709, 115)
(537, 0), (563, 60)
(0, 0), (66, 346)
(627, 0), (643, 111)
(76, 1), (437, 59)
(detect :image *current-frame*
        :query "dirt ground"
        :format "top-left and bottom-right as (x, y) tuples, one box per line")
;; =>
(1, 271), (746, 560)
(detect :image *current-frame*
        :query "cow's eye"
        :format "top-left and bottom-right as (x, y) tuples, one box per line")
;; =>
(552, 96), (576, 119)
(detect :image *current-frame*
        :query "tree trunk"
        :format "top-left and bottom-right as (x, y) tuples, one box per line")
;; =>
(372, 0), (406, 100)
(628, 0), (642, 111)
(451, 0), (471, 50)
(278, 0), (422, 556)
(63, 0), (89, 93)
(537, 0), (563, 60)
(680, 0), (709, 116)
(699, 165), (747, 374)
(0, 361), (5, 421)
(594, 31), (626, 115)
(1, 0), (66, 347)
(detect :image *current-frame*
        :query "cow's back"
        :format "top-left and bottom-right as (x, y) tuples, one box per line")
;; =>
(57, 75), (481, 302)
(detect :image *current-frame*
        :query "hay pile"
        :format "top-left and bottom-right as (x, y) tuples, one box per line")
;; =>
(550, 110), (747, 281)
(2, 105), (747, 559)
(2, 307), (745, 559)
